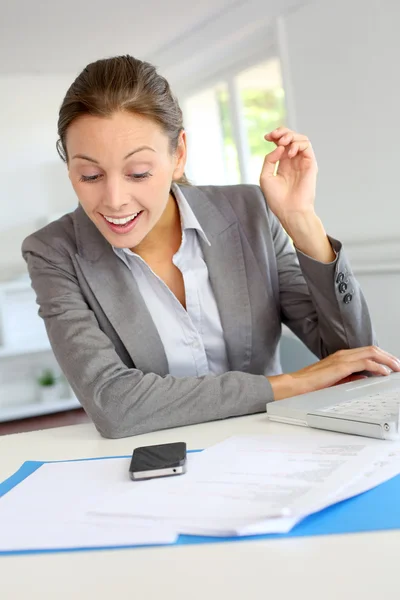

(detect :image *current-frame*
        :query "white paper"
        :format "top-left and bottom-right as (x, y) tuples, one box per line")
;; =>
(89, 509), (300, 537)
(0, 458), (177, 552)
(92, 434), (389, 535)
(169, 516), (299, 537)
(334, 445), (400, 503)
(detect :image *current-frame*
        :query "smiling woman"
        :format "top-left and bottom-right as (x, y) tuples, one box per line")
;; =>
(65, 111), (185, 256)
(21, 55), (399, 439)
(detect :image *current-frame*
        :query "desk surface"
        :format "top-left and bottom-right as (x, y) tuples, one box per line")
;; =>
(0, 414), (397, 600)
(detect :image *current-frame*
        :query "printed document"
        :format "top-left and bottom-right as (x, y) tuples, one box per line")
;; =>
(92, 434), (390, 535)
(0, 458), (177, 552)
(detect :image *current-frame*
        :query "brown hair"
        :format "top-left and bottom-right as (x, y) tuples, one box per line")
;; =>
(56, 55), (190, 185)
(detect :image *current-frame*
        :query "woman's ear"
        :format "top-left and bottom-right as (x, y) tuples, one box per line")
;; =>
(172, 130), (187, 181)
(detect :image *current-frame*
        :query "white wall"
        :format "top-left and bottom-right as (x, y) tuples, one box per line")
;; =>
(0, 75), (77, 279)
(279, 0), (400, 354)
(280, 0), (399, 246)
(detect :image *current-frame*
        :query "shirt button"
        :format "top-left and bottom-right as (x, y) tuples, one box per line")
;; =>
(336, 272), (345, 284)
(338, 282), (348, 294)
(343, 293), (353, 304)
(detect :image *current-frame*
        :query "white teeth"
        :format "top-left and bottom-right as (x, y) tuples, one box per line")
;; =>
(104, 212), (140, 225)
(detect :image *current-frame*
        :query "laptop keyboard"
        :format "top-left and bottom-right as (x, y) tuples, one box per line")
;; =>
(319, 391), (400, 421)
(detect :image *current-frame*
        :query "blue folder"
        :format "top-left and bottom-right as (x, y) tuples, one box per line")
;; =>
(1, 451), (399, 556)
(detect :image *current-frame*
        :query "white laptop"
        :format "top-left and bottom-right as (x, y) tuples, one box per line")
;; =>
(266, 372), (400, 440)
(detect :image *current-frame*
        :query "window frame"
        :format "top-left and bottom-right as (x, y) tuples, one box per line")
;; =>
(181, 44), (287, 184)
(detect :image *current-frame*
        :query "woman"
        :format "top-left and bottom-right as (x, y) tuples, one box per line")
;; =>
(22, 55), (399, 438)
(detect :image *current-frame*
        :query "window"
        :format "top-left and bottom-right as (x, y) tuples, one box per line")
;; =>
(183, 58), (286, 186)
(183, 83), (242, 186)
(236, 60), (286, 184)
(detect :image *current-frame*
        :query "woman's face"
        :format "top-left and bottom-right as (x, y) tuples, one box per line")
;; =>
(66, 111), (186, 249)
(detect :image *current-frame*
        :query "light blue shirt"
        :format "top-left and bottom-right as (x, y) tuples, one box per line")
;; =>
(113, 183), (229, 377)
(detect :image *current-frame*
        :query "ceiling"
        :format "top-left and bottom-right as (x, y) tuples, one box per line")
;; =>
(0, 0), (302, 77)
(0, 0), (246, 74)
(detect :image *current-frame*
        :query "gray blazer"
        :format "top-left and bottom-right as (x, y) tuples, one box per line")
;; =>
(22, 184), (375, 438)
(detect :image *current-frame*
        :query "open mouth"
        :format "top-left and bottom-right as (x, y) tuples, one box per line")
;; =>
(102, 211), (143, 234)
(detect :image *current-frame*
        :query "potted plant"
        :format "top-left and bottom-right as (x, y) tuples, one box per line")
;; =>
(37, 368), (61, 403)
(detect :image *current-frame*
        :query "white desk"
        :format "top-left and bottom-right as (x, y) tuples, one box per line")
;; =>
(0, 414), (396, 600)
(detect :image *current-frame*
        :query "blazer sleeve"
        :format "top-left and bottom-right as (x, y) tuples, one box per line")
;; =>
(22, 238), (273, 439)
(266, 203), (377, 357)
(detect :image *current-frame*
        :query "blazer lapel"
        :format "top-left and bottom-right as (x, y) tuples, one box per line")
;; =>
(72, 185), (253, 376)
(182, 187), (252, 372)
(73, 206), (169, 376)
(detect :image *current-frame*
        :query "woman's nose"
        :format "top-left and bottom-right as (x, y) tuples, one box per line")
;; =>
(103, 176), (129, 212)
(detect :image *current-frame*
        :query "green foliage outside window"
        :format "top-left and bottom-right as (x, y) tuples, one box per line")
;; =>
(217, 86), (286, 183)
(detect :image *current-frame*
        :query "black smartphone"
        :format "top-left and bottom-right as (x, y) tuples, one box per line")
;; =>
(129, 442), (187, 481)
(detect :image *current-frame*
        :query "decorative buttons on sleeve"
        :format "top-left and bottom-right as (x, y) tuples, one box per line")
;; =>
(343, 293), (353, 304)
(336, 271), (353, 304)
(336, 272), (345, 284)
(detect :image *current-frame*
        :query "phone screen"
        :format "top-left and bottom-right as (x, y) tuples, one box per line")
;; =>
(130, 442), (187, 473)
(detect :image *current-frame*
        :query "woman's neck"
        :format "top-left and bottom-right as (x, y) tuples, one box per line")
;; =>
(132, 192), (182, 263)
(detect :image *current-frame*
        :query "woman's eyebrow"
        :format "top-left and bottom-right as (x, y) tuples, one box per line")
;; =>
(71, 146), (156, 163)
(124, 146), (156, 159)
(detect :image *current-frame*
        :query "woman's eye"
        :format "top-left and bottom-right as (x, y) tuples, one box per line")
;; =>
(79, 172), (152, 183)
(129, 172), (152, 180)
(79, 174), (101, 182)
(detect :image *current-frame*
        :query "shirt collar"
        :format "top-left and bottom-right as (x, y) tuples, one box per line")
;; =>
(113, 183), (211, 261)
(171, 183), (211, 246)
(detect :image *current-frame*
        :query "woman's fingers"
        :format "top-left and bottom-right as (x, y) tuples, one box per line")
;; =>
(287, 141), (311, 158)
(265, 127), (297, 142)
(260, 145), (285, 178)
(264, 127), (289, 141)
(368, 347), (400, 370)
(348, 358), (391, 377)
(321, 354), (393, 385)
(335, 346), (400, 372)
(264, 129), (313, 161)
(265, 129), (308, 146)
(290, 346), (400, 396)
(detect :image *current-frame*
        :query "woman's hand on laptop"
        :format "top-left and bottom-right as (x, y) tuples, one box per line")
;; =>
(269, 346), (400, 401)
